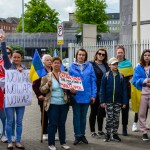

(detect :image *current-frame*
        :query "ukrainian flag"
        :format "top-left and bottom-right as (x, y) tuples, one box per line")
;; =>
(29, 50), (47, 82)
(118, 59), (133, 77)
(131, 84), (141, 112)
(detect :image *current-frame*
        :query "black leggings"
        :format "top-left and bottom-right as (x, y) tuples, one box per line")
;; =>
(89, 98), (105, 132)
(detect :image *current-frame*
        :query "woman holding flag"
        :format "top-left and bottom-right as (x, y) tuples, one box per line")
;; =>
(132, 50), (150, 141)
(0, 32), (27, 149)
(32, 54), (52, 141)
(116, 45), (133, 136)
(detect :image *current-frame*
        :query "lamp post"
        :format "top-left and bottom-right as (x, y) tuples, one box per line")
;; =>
(22, 0), (25, 54)
(137, 0), (141, 60)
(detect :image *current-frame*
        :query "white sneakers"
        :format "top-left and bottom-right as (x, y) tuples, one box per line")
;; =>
(48, 145), (56, 150)
(132, 122), (138, 132)
(61, 144), (70, 150)
(1, 135), (8, 142)
(43, 134), (48, 140)
(48, 144), (70, 150)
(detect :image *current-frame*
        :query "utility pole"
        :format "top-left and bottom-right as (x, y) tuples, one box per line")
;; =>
(22, 0), (25, 54)
(137, 0), (141, 60)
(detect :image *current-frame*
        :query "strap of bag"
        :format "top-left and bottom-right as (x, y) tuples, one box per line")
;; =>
(52, 72), (59, 83)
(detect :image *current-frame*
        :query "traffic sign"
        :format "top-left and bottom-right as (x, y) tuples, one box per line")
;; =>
(57, 23), (64, 45)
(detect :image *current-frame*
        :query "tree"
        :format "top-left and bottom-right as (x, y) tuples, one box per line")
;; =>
(17, 0), (59, 33)
(74, 0), (109, 32)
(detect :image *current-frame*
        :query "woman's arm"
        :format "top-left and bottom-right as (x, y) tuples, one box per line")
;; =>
(1, 42), (11, 69)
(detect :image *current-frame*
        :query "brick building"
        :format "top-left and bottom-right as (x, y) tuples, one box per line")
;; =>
(0, 17), (19, 33)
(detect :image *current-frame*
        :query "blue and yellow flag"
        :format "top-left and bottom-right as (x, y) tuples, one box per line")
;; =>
(118, 59), (133, 77)
(29, 50), (47, 82)
(131, 84), (141, 112)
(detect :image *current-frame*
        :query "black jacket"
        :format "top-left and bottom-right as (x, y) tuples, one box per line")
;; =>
(90, 61), (110, 95)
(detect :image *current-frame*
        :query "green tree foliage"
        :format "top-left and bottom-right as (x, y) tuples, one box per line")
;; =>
(74, 0), (109, 32)
(17, 0), (59, 33)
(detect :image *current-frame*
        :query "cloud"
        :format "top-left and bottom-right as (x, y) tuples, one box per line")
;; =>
(0, 0), (118, 21)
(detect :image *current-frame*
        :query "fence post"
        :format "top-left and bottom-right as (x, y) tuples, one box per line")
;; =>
(112, 40), (116, 57)
(68, 43), (74, 67)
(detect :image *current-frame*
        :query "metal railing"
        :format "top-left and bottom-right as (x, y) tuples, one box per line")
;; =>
(68, 40), (150, 67)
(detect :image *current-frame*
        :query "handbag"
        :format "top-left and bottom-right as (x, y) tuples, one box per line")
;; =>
(64, 89), (75, 106)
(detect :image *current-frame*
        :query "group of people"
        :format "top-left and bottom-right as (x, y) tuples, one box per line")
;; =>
(0, 31), (150, 150)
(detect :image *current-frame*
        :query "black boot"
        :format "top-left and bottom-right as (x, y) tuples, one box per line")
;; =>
(81, 136), (88, 144)
(122, 125), (127, 136)
(73, 137), (81, 145)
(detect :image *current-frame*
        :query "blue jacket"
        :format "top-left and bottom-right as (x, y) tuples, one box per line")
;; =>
(100, 71), (128, 105)
(68, 61), (97, 104)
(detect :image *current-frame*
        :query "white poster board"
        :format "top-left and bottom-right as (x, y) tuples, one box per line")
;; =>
(5, 70), (32, 108)
(59, 73), (84, 91)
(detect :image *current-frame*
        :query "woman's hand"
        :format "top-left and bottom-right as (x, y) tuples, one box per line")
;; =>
(90, 97), (95, 104)
(122, 104), (126, 108)
(38, 95), (45, 101)
(70, 88), (76, 94)
(101, 103), (106, 108)
(48, 80), (52, 86)
(0, 30), (6, 42)
(17, 67), (23, 72)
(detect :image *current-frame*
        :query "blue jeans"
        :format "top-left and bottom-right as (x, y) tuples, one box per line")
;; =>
(72, 103), (89, 137)
(5, 106), (25, 143)
(47, 104), (69, 145)
(0, 109), (6, 136)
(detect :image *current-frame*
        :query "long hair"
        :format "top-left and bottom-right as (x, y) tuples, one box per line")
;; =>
(94, 48), (108, 64)
(140, 49), (150, 66)
(75, 48), (88, 62)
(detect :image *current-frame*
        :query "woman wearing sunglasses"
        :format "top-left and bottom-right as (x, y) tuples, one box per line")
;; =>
(89, 48), (109, 138)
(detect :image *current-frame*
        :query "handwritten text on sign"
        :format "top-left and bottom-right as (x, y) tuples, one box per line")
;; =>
(59, 73), (84, 91)
(5, 70), (32, 108)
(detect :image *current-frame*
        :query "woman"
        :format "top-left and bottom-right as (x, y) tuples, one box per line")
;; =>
(132, 49), (150, 141)
(89, 48), (109, 138)
(116, 45), (133, 136)
(40, 56), (73, 150)
(32, 54), (52, 140)
(68, 48), (97, 145)
(1, 34), (26, 149)
(0, 45), (16, 143)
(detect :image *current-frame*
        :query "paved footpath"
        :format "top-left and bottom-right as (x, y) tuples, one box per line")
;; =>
(1, 93), (150, 150)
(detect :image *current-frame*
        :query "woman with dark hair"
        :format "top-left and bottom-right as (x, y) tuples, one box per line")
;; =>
(40, 56), (75, 150)
(132, 49), (150, 141)
(1, 33), (27, 149)
(68, 49), (97, 145)
(89, 48), (109, 138)
(116, 45), (133, 136)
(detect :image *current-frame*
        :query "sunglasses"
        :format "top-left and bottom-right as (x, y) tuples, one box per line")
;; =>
(97, 52), (105, 57)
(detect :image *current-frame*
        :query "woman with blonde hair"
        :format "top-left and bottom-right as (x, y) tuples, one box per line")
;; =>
(32, 54), (52, 140)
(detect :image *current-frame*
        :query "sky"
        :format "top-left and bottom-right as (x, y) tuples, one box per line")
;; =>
(0, 0), (119, 21)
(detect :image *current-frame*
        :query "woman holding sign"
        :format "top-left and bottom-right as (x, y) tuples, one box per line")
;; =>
(68, 48), (97, 145)
(40, 56), (75, 150)
(0, 32), (26, 149)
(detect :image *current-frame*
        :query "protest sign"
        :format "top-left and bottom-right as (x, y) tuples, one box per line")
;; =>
(5, 70), (32, 108)
(59, 73), (84, 91)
